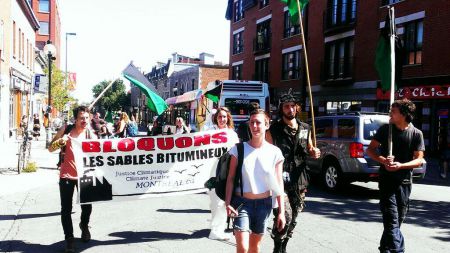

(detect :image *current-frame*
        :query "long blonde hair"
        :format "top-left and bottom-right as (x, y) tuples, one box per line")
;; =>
(213, 107), (234, 129)
(120, 112), (130, 124)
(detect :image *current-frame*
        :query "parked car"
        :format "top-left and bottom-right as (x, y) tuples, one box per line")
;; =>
(307, 112), (427, 191)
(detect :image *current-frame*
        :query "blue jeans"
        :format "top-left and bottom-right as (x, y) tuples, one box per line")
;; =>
(231, 196), (272, 234)
(378, 180), (411, 253)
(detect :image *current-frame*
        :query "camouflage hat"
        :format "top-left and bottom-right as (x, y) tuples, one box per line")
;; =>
(279, 93), (300, 105)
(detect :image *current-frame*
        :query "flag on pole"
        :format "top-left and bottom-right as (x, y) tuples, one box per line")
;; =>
(375, 12), (404, 91)
(204, 83), (222, 103)
(281, 0), (309, 25)
(122, 62), (168, 115)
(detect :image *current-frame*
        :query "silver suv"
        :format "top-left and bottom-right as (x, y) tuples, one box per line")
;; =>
(307, 112), (427, 190)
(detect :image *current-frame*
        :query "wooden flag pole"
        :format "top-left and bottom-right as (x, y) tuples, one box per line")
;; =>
(88, 78), (117, 110)
(296, 0), (316, 147)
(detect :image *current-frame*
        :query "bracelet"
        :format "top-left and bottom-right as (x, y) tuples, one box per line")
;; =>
(51, 141), (61, 150)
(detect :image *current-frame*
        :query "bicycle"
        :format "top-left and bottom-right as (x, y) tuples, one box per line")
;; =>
(17, 126), (32, 174)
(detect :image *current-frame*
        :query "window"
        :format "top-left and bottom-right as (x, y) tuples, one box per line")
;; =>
(254, 58), (269, 82)
(39, 21), (49, 35)
(234, 0), (244, 22)
(13, 21), (16, 58)
(381, 0), (403, 6)
(18, 28), (22, 62)
(283, 11), (300, 38)
(282, 50), (301, 80)
(404, 20), (423, 65)
(316, 119), (334, 138)
(233, 31), (244, 54)
(327, 0), (356, 28)
(255, 20), (271, 52)
(325, 38), (354, 80)
(21, 32), (24, 63)
(259, 0), (269, 8)
(39, 0), (49, 12)
(232, 64), (242, 80)
(338, 119), (356, 138)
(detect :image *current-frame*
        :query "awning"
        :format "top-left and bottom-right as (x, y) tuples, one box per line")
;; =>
(165, 89), (202, 105)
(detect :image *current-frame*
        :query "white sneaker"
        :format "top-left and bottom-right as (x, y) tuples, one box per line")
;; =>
(208, 231), (231, 241)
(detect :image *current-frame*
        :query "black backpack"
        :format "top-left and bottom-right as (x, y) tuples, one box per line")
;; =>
(214, 142), (244, 201)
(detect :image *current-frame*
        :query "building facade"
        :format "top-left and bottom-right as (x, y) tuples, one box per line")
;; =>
(29, 0), (61, 67)
(130, 52), (228, 127)
(226, 0), (450, 152)
(0, 0), (40, 141)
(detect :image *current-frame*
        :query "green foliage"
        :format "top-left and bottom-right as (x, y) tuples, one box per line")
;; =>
(91, 79), (129, 111)
(23, 162), (37, 173)
(43, 63), (76, 112)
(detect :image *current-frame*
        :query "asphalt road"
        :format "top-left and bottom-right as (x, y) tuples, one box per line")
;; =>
(1, 167), (449, 253)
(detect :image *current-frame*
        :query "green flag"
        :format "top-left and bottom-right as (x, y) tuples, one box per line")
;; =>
(204, 83), (222, 103)
(281, 0), (309, 25)
(375, 13), (403, 91)
(123, 62), (168, 115)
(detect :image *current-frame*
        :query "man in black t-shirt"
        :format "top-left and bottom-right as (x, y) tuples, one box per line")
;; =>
(367, 99), (425, 253)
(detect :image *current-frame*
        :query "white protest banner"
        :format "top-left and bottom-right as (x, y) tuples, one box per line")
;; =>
(71, 129), (238, 204)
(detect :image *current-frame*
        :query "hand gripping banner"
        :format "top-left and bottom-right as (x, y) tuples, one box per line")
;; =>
(71, 129), (238, 204)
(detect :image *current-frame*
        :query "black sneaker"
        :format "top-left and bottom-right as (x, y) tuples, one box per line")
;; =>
(65, 237), (75, 253)
(79, 223), (91, 242)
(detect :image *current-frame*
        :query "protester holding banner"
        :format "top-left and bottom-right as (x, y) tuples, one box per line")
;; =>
(115, 112), (129, 138)
(48, 105), (97, 253)
(208, 107), (237, 241)
(225, 109), (286, 253)
(175, 117), (190, 135)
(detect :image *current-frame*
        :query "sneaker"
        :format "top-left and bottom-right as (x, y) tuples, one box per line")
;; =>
(65, 237), (75, 253)
(79, 223), (91, 242)
(208, 231), (231, 241)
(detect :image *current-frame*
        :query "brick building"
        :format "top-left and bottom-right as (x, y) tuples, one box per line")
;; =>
(130, 52), (228, 128)
(28, 0), (61, 67)
(226, 0), (450, 152)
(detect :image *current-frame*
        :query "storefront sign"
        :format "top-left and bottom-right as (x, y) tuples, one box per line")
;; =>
(377, 85), (450, 100)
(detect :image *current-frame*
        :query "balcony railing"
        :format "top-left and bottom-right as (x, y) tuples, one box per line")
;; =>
(253, 32), (271, 54)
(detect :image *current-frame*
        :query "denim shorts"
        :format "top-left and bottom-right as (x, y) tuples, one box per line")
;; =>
(231, 195), (272, 234)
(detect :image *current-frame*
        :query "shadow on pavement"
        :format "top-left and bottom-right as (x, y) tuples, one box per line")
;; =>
(0, 229), (210, 253)
(0, 212), (61, 221)
(156, 208), (210, 214)
(305, 184), (450, 242)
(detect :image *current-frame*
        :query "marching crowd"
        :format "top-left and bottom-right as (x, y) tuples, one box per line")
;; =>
(48, 95), (424, 253)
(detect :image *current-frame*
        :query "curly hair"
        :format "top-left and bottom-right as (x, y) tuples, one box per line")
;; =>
(73, 106), (90, 119)
(392, 99), (416, 123)
(213, 107), (234, 129)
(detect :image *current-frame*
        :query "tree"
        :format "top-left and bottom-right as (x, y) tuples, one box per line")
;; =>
(91, 79), (129, 113)
(44, 63), (75, 113)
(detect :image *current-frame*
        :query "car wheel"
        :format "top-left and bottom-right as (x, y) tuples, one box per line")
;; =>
(322, 162), (342, 190)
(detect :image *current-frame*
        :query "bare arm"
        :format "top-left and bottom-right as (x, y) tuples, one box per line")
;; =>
(48, 125), (68, 152)
(307, 133), (321, 159)
(366, 139), (389, 165)
(274, 160), (286, 231)
(225, 155), (238, 216)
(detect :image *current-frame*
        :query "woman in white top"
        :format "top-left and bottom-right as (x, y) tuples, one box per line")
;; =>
(175, 117), (189, 134)
(225, 109), (285, 253)
(208, 107), (237, 241)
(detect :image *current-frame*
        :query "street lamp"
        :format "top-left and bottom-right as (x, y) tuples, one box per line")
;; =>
(65, 32), (76, 87)
(43, 40), (56, 148)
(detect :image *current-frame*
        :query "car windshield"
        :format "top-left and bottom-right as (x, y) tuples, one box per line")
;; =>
(363, 117), (388, 140)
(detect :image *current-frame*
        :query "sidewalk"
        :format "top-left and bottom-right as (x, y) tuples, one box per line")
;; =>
(420, 157), (450, 186)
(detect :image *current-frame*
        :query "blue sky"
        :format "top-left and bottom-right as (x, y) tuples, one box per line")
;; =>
(60, 0), (230, 103)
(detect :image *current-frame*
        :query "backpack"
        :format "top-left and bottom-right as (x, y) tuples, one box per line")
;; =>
(126, 122), (138, 137)
(214, 142), (244, 201)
